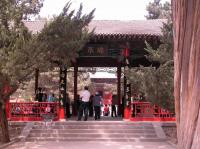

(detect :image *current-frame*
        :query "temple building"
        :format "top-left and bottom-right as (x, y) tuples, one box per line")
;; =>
(7, 19), (175, 121)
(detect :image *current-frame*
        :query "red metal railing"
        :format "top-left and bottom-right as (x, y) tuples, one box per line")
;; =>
(6, 101), (175, 121)
(8, 102), (59, 121)
(130, 102), (175, 121)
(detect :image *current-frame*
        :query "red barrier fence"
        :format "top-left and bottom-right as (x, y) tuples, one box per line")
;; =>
(8, 102), (59, 121)
(130, 102), (175, 121)
(6, 101), (175, 121)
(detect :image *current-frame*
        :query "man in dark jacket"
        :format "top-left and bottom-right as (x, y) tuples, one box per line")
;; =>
(65, 93), (71, 118)
(36, 87), (43, 102)
(93, 92), (102, 120)
(111, 95), (118, 117)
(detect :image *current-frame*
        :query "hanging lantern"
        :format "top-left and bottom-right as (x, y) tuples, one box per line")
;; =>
(123, 48), (130, 58)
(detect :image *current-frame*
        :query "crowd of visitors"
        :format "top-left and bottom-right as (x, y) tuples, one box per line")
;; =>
(35, 86), (121, 120)
(35, 87), (57, 102)
(76, 86), (119, 121)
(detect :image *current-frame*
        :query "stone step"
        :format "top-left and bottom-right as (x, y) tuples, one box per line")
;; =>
(30, 129), (156, 134)
(26, 137), (166, 142)
(56, 122), (153, 126)
(32, 125), (154, 130)
(26, 122), (161, 143)
(26, 137), (131, 142)
(35, 122), (153, 126)
(8, 122), (27, 126)
(28, 133), (157, 138)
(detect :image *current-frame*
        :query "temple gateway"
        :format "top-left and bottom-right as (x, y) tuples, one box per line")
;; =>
(7, 19), (175, 121)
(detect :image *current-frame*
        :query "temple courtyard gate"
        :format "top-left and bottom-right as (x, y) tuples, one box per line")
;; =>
(7, 20), (175, 121)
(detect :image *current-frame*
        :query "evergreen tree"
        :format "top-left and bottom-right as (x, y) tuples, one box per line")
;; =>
(0, 0), (44, 142)
(38, 3), (95, 67)
(146, 0), (171, 20)
(127, 1), (174, 111)
(0, 0), (94, 143)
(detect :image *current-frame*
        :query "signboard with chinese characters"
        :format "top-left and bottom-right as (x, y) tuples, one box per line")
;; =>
(80, 44), (108, 56)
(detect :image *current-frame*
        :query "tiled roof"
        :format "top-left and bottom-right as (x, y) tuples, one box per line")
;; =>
(24, 19), (165, 36)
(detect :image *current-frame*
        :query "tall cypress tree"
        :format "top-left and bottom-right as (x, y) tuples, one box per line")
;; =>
(127, 1), (174, 111)
(0, 0), (94, 143)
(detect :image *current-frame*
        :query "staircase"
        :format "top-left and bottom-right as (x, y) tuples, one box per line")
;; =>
(26, 121), (166, 142)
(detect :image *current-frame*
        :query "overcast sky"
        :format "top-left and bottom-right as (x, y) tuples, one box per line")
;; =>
(39, 0), (170, 20)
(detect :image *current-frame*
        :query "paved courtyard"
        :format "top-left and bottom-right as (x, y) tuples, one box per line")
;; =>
(1, 120), (176, 149)
(4, 141), (176, 149)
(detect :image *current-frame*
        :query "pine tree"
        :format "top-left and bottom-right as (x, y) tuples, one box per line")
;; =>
(0, 0), (94, 143)
(146, 0), (171, 20)
(38, 2), (95, 67)
(127, 1), (174, 111)
(0, 0), (44, 142)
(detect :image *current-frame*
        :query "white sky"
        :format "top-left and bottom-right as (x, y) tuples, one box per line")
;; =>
(89, 72), (116, 78)
(40, 0), (170, 20)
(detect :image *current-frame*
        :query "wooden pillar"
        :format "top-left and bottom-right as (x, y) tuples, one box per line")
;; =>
(73, 64), (78, 116)
(66, 68), (68, 95)
(59, 67), (67, 104)
(34, 68), (39, 96)
(123, 66), (132, 119)
(59, 67), (67, 120)
(124, 76), (127, 97)
(117, 65), (121, 115)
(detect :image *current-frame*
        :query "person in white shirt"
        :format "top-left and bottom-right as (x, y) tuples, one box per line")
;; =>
(78, 86), (91, 121)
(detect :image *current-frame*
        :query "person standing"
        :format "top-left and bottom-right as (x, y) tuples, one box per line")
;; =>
(48, 93), (56, 102)
(93, 92), (102, 120)
(78, 86), (91, 121)
(89, 95), (94, 117)
(37, 87), (43, 102)
(65, 93), (71, 118)
(42, 88), (47, 102)
(46, 93), (56, 113)
(111, 94), (117, 117)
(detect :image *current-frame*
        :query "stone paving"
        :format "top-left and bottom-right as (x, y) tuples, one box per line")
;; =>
(4, 141), (176, 149)
(1, 119), (176, 149)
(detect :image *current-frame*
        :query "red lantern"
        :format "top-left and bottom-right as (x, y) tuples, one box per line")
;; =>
(123, 48), (130, 57)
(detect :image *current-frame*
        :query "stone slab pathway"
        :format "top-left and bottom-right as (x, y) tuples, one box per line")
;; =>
(5, 141), (176, 149)
(1, 120), (176, 149)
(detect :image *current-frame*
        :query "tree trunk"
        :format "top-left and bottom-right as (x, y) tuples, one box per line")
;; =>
(0, 101), (10, 143)
(172, 0), (200, 149)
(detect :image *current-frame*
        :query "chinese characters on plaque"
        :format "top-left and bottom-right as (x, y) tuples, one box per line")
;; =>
(86, 46), (107, 56)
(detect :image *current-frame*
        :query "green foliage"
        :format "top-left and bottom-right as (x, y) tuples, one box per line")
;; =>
(0, 0), (95, 143)
(128, 62), (174, 111)
(146, 0), (171, 20)
(0, 0), (45, 143)
(0, 0), (45, 90)
(38, 2), (95, 67)
(0, 0), (95, 93)
(145, 20), (173, 64)
(128, 1), (174, 112)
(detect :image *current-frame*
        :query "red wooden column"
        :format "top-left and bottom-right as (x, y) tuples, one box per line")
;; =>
(73, 64), (78, 116)
(59, 67), (67, 120)
(117, 65), (121, 115)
